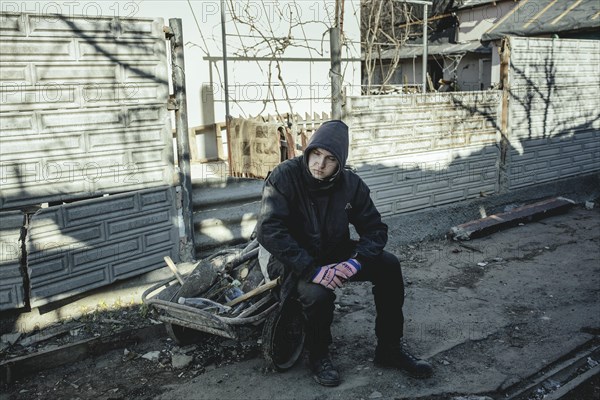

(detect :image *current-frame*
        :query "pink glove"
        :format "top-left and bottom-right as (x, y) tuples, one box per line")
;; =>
(311, 265), (343, 290)
(333, 259), (361, 281)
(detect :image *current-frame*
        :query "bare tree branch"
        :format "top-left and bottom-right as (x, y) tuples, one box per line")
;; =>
(361, 0), (417, 93)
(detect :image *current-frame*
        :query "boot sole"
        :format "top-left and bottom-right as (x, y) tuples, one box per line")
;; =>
(306, 358), (341, 386)
(374, 360), (433, 379)
(312, 374), (341, 387)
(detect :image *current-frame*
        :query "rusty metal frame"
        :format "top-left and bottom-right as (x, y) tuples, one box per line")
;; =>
(141, 276), (278, 340)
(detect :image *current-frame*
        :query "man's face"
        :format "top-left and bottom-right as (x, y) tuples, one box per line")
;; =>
(307, 147), (339, 180)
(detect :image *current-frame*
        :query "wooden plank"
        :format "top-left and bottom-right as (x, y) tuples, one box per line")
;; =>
(284, 127), (296, 159)
(215, 123), (225, 160)
(300, 129), (308, 150)
(542, 365), (599, 400)
(448, 197), (576, 240)
(188, 126), (199, 161)
(19, 323), (84, 347)
(189, 122), (226, 132)
(0, 324), (166, 384)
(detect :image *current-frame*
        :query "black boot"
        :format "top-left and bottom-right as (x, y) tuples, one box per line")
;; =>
(374, 344), (433, 379)
(308, 354), (341, 387)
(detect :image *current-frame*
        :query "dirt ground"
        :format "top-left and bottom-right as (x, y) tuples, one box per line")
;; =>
(1, 205), (599, 400)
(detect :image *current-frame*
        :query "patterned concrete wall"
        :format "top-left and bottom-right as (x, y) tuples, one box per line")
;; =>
(190, 38), (599, 253)
(508, 37), (600, 189)
(192, 37), (599, 248)
(345, 91), (502, 216)
(27, 186), (178, 307)
(0, 211), (25, 310)
(0, 13), (180, 310)
(0, 13), (174, 209)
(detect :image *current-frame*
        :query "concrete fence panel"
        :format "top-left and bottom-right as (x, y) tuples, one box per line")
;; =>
(0, 13), (174, 210)
(0, 211), (25, 310)
(345, 91), (502, 216)
(507, 37), (600, 189)
(0, 13), (180, 310)
(27, 186), (179, 308)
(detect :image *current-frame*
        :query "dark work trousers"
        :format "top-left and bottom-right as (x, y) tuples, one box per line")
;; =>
(296, 250), (405, 359)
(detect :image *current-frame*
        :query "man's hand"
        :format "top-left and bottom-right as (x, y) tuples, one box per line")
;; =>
(332, 259), (361, 281)
(311, 258), (361, 290)
(311, 265), (343, 290)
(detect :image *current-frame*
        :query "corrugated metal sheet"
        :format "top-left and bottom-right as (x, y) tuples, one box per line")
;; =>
(0, 211), (25, 310)
(482, 0), (600, 42)
(27, 186), (179, 307)
(508, 37), (600, 188)
(454, 0), (500, 9)
(0, 13), (174, 210)
(378, 40), (490, 60)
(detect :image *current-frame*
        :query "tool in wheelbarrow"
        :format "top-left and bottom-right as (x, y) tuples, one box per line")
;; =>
(142, 239), (305, 371)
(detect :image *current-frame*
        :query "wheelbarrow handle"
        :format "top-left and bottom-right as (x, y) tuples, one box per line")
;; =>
(225, 278), (280, 307)
(164, 256), (185, 285)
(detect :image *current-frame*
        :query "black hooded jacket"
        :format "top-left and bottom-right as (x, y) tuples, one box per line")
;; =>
(256, 120), (388, 302)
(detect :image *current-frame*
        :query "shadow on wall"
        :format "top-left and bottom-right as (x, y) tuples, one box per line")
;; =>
(2, 21), (599, 338)
(193, 40), (599, 252)
(2, 145), (598, 336)
(59, 15), (169, 87)
(0, 14), (179, 331)
(0, 13), (175, 211)
(449, 39), (599, 191)
(508, 48), (600, 144)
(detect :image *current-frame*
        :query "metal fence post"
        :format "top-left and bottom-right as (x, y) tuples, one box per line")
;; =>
(422, 3), (429, 93)
(330, 26), (342, 120)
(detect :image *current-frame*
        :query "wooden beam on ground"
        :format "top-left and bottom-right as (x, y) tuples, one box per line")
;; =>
(0, 324), (166, 384)
(18, 323), (84, 347)
(448, 197), (576, 241)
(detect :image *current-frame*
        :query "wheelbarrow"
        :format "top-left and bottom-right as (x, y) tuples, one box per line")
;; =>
(142, 239), (305, 371)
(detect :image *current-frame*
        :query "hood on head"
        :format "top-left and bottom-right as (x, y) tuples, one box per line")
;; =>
(304, 120), (349, 168)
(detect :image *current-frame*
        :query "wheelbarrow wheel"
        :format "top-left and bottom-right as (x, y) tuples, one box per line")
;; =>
(165, 323), (209, 345)
(261, 300), (305, 371)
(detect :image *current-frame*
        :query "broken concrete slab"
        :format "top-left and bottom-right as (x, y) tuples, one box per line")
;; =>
(141, 351), (161, 361)
(171, 353), (194, 369)
(0, 333), (21, 347)
(0, 210), (26, 311)
(448, 197), (576, 240)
